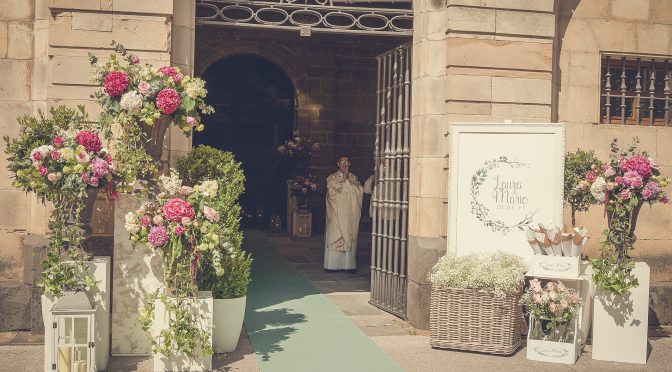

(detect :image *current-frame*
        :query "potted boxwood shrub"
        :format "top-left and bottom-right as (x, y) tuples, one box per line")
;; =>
(428, 251), (528, 355)
(199, 249), (252, 352)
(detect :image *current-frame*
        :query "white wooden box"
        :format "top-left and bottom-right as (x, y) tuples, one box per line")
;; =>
(530, 255), (580, 279)
(592, 262), (650, 364)
(526, 337), (580, 364)
(152, 291), (213, 371)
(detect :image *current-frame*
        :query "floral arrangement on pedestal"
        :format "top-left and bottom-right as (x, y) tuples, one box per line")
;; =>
(89, 41), (214, 189)
(126, 170), (234, 357)
(3, 106), (122, 296)
(276, 129), (320, 176)
(521, 279), (582, 343)
(580, 138), (671, 295)
(564, 150), (603, 227)
(288, 175), (318, 211)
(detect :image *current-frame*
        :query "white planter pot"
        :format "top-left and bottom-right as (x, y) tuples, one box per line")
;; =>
(213, 296), (247, 353)
(592, 262), (650, 364)
(152, 291), (213, 371)
(42, 257), (110, 372)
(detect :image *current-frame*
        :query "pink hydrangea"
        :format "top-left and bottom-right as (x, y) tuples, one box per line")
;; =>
(174, 225), (185, 235)
(147, 226), (169, 247)
(91, 157), (110, 178)
(158, 66), (178, 81)
(38, 166), (48, 176)
(162, 198), (195, 222)
(52, 136), (64, 148)
(75, 131), (102, 153)
(622, 170), (643, 188)
(103, 71), (129, 97)
(621, 155), (652, 178)
(156, 88), (181, 115)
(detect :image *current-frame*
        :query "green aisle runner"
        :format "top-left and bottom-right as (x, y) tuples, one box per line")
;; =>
(243, 230), (403, 372)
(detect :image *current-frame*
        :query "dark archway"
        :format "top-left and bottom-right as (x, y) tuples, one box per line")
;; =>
(194, 54), (295, 226)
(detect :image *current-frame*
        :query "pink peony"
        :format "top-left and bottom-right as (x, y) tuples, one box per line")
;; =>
(38, 166), (48, 176)
(141, 215), (151, 227)
(147, 226), (169, 247)
(156, 88), (181, 115)
(130, 55), (140, 64)
(152, 215), (163, 225)
(623, 170), (643, 188)
(586, 172), (596, 182)
(103, 71), (129, 97)
(91, 157), (110, 178)
(203, 206), (220, 222)
(620, 189), (631, 200)
(162, 198), (195, 222)
(174, 225), (185, 235)
(622, 155), (652, 178)
(32, 152), (42, 161)
(137, 81), (151, 94)
(52, 136), (64, 148)
(75, 131), (102, 153)
(50, 151), (61, 160)
(88, 176), (99, 187)
(643, 189), (653, 200)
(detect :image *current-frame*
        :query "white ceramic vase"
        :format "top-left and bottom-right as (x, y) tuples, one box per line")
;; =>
(212, 296), (247, 353)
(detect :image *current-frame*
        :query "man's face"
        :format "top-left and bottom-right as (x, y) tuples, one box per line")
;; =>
(338, 157), (350, 174)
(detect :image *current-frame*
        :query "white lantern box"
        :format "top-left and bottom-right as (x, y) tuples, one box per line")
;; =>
(292, 212), (312, 238)
(49, 291), (96, 372)
(152, 291), (213, 371)
(529, 255), (580, 279)
(43, 257), (110, 372)
(526, 316), (580, 364)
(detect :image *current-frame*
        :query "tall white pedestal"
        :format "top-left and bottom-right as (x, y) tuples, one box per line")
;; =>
(592, 262), (650, 364)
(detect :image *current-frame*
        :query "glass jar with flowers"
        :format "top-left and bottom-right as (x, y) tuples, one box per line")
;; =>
(126, 170), (234, 361)
(288, 175), (319, 212)
(89, 41), (214, 190)
(276, 129), (320, 177)
(521, 279), (582, 343)
(581, 138), (671, 295)
(4, 106), (123, 296)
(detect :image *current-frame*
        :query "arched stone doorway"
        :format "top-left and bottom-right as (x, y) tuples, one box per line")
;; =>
(193, 54), (295, 226)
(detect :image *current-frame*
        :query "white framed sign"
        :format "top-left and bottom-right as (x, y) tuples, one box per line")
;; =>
(447, 123), (565, 259)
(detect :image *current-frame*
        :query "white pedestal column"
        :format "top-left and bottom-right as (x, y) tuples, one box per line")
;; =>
(592, 262), (650, 364)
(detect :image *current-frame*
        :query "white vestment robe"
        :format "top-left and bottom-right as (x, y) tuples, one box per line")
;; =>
(324, 171), (363, 270)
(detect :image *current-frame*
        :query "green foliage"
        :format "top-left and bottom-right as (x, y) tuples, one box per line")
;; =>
(198, 250), (252, 299)
(564, 150), (602, 227)
(176, 145), (251, 299)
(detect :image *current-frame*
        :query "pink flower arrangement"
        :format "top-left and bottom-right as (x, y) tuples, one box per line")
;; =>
(521, 279), (581, 327)
(75, 131), (103, 153)
(156, 88), (181, 115)
(147, 226), (169, 247)
(162, 198), (195, 222)
(103, 71), (129, 97)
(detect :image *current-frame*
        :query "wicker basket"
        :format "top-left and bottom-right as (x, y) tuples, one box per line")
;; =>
(430, 286), (523, 355)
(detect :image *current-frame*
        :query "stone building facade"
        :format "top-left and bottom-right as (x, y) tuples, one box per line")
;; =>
(1, 0), (671, 332)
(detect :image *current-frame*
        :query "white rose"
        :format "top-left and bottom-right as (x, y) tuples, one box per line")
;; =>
(590, 176), (607, 203)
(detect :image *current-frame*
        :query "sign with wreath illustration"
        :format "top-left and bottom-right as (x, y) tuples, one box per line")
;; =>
(448, 123), (565, 259)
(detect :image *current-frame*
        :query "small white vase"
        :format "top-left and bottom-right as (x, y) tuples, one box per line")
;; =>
(213, 296), (247, 353)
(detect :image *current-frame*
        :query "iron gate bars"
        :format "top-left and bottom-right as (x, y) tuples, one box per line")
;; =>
(196, 0), (413, 36)
(370, 43), (411, 319)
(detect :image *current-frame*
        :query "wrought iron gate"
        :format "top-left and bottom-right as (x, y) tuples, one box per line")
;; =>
(370, 43), (411, 318)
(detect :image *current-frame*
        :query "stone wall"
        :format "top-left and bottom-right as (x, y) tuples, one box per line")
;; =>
(407, 0), (557, 329)
(195, 27), (408, 230)
(0, 0), (195, 331)
(558, 0), (672, 285)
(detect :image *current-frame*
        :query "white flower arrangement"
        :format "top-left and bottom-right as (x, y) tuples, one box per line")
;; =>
(428, 251), (528, 297)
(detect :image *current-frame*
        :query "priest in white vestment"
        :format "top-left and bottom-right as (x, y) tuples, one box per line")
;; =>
(324, 155), (363, 271)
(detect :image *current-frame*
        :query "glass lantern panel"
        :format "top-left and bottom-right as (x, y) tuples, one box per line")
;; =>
(72, 346), (89, 372)
(73, 318), (89, 345)
(58, 317), (73, 345)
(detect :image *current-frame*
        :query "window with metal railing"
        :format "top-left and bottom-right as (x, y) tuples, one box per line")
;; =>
(600, 54), (671, 126)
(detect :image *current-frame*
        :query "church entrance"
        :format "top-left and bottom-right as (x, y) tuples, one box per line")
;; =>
(193, 55), (295, 227)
